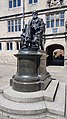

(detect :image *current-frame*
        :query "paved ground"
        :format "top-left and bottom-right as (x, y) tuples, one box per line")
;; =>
(0, 64), (67, 118)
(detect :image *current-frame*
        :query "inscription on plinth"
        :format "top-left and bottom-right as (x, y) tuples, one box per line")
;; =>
(17, 59), (36, 76)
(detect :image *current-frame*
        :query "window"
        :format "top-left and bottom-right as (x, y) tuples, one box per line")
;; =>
(7, 42), (13, 50)
(18, 19), (21, 31)
(56, 14), (59, 27)
(0, 43), (2, 50)
(18, 0), (21, 6)
(16, 42), (19, 50)
(11, 20), (14, 32)
(8, 18), (21, 32)
(46, 12), (64, 28)
(60, 12), (64, 26)
(16, 41), (20, 50)
(51, 14), (54, 27)
(29, 0), (32, 4)
(46, 15), (50, 28)
(10, 42), (13, 50)
(15, 19), (21, 31)
(15, 20), (17, 31)
(9, 0), (12, 8)
(29, 0), (38, 4)
(8, 21), (10, 32)
(13, 0), (16, 7)
(34, 0), (38, 3)
(9, 0), (21, 8)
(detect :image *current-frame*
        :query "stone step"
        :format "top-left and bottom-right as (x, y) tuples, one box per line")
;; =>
(0, 111), (65, 119)
(3, 80), (59, 103)
(0, 93), (46, 115)
(43, 80), (59, 101)
(0, 82), (65, 119)
(0, 83), (65, 119)
(45, 82), (66, 117)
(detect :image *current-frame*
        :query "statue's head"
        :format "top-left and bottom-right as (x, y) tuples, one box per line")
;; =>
(32, 10), (38, 19)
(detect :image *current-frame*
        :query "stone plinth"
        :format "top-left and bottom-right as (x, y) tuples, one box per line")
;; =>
(11, 50), (51, 92)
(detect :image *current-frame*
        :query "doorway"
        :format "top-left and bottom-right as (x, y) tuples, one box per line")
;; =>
(46, 44), (64, 66)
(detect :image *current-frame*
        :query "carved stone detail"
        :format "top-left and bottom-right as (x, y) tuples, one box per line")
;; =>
(47, 0), (63, 7)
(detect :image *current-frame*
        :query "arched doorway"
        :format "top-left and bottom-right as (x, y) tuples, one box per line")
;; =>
(46, 44), (64, 66)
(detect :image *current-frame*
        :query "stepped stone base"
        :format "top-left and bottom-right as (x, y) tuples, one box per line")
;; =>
(0, 80), (66, 119)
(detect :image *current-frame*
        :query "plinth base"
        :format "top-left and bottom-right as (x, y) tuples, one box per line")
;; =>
(12, 74), (51, 92)
(0, 80), (66, 119)
(11, 50), (52, 92)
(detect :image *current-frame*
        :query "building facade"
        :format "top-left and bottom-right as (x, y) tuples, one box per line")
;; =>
(0, 0), (67, 66)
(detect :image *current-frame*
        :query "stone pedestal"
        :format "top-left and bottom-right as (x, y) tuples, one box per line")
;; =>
(0, 49), (65, 119)
(11, 50), (51, 92)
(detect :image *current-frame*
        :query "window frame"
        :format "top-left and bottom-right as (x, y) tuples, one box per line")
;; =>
(13, 0), (16, 7)
(60, 12), (64, 27)
(18, 19), (21, 31)
(17, 0), (21, 6)
(0, 43), (2, 51)
(29, 0), (38, 4)
(16, 41), (21, 50)
(51, 14), (54, 28)
(11, 20), (14, 32)
(15, 19), (18, 32)
(56, 13), (59, 27)
(46, 15), (50, 28)
(7, 18), (21, 32)
(9, 0), (12, 8)
(8, 21), (11, 32)
(9, 0), (21, 8)
(7, 42), (13, 50)
(46, 12), (64, 28)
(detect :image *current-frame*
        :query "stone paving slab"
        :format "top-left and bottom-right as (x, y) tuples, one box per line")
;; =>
(0, 84), (9, 93)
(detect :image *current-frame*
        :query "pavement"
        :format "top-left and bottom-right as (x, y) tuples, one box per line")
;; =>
(0, 64), (67, 118)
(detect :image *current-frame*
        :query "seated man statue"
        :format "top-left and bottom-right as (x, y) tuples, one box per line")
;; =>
(21, 11), (45, 50)
(26, 10), (45, 50)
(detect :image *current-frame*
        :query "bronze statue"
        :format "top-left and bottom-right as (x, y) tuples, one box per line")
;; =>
(21, 10), (45, 51)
